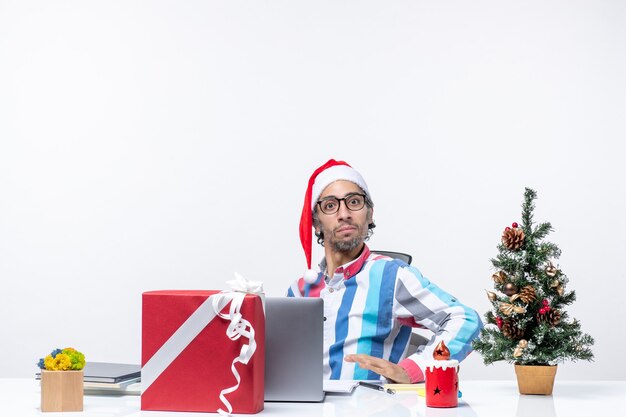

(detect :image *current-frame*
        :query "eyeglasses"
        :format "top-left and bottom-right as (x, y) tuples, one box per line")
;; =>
(316, 193), (367, 215)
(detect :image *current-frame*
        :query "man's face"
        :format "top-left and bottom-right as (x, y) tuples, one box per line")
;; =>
(315, 180), (372, 253)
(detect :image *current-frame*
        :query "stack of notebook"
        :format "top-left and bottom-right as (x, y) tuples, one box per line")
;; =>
(82, 362), (141, 395)
(37, 362), (142, 395)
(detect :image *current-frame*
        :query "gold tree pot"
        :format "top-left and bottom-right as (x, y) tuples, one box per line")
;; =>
(514, 364), (557, 395)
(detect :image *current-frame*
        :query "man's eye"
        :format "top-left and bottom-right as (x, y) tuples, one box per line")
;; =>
(323, 201), (337, 211)
(348, 197), (361, 206)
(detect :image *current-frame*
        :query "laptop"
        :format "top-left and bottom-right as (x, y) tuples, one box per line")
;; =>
(264, 297), (325, 402)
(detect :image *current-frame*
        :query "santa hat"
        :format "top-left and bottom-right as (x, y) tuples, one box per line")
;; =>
(299, 159), (371, 283)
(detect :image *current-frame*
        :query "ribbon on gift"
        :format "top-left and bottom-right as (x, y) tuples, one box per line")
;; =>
(226, 272), (264, 295)
(212, 273), (264, 416)
(141, 273), (264, 416)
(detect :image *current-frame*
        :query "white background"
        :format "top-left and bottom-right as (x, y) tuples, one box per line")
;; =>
(1, 0), (624, 380)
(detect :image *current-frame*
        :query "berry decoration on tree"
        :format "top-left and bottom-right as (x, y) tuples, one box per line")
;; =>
(473, 188), (594, 366)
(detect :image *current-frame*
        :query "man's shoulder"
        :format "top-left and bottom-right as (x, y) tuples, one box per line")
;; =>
(364, 255), (425, 280)
(367, 253), (411, 267)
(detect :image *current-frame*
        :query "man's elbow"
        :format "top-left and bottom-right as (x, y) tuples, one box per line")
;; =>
(466, 308), (484, 342)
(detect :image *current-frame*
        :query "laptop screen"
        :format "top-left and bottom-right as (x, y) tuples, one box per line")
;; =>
(264, 297), (324, 402)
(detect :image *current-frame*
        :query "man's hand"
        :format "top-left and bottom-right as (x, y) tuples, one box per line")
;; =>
(344, 354), (411, 384)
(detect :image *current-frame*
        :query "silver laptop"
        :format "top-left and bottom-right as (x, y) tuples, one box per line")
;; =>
(264, 297), (325, 402)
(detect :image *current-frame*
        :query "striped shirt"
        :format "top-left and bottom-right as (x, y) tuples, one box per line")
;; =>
(287, 245), (482, 382)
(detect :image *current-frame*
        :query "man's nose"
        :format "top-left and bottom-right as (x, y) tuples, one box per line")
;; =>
(336, 200), (352, 218)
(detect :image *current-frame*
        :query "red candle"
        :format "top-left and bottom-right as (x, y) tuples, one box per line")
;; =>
(425, 341), (459, 408)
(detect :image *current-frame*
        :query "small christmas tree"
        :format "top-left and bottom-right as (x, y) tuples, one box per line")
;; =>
(473, 188), (594, 366)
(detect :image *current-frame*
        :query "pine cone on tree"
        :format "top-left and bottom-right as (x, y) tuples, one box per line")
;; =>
(518, 285), (537, 304)
(502, 227), (525, 250)
(537, 309), (562, 326)
(501, 318), (525, 340)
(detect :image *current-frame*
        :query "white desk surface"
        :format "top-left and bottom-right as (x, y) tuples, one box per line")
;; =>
(2, 378), (624, 417)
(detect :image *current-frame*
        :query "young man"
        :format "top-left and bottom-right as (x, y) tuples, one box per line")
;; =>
(288, 159), (482, 383)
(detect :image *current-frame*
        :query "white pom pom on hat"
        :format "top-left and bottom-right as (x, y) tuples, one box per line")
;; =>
(303, 269), (319, 284)
(299, 159), (371, 283)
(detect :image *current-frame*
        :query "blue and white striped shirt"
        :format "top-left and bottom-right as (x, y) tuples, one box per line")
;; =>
(288, 245), (482, 381)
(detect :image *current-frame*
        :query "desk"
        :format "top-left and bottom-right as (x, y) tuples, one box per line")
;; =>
(1, 379), (624, 417)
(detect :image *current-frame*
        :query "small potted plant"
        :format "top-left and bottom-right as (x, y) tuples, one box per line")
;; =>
(472, 188), (594, 394)
(37, 347), (86, 412)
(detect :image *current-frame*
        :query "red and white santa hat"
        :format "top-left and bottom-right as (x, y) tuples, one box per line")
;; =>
(299, 159), (371, 283)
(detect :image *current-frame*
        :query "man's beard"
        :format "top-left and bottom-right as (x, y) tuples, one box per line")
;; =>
(331, 235), (363, 252)
(327, 223), (367, 252)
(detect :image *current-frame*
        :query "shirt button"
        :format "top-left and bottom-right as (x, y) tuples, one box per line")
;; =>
(328, 288), (334, 293)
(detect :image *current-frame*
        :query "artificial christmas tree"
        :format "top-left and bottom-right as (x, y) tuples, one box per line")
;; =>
(473, 188), (594, 394)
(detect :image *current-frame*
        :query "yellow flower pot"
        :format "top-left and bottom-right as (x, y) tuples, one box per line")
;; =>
(514, 364), (557, 395)
(40, 369), (84, 412)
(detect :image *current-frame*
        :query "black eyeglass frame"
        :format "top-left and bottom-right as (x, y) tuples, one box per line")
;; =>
(316, 193), (367, 215)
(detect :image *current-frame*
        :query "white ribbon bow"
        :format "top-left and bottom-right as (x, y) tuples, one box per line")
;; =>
(226, 272), (264, 294)
(213, 273), (264, 416)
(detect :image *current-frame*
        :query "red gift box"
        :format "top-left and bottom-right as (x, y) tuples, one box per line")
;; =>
(141, 290), (265, 414)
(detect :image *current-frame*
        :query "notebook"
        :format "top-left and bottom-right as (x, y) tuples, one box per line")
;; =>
(264, 296), (325, 402)
(81, 362), (141, 383)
